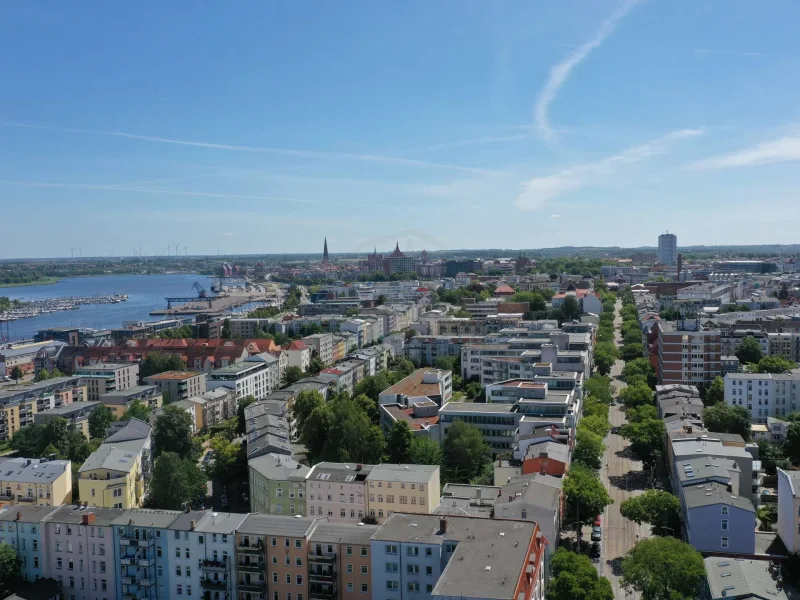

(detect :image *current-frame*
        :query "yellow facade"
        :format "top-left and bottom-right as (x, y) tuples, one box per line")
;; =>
(78, 452), (144, 509)
(366, 466), (440, 522)
(0, 459), (73, 507)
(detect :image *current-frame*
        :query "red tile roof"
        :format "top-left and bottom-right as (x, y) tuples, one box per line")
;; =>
(286, 340), (309, 351)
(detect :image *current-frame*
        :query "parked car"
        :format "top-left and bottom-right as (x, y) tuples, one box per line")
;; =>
(591, 526), (602, 542)
(594, 516), (602, 526)
(590, 542), (601, 559)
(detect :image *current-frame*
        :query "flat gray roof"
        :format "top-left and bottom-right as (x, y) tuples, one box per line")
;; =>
(248, 453), (310, 482)
(111, 509), (183, 529)
(439, 403), (516, 414)
(0, 505), (61, 523)
(79, 444), (139, 473)
(309, 520), (380, 546)
(307, 462), (373, 483)
(238, 513), (318, 537)
(99, 385), (159, 399)
(195, 511), (248, 534)
(45, 505), (126, 526)
(367, 464), (438, 484)
(34, 401), (100, 417)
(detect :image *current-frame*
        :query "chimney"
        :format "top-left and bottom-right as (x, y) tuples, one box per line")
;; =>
(82, 513), (96, 525)
(83, 501), (88, 508)
(356, 464), (363, 471)
(476, 488), (482, 501)
(15, 512), (22, 521)
(439, 518), (447, 534)
(727, 483), (732, 493)
(190, 520), (197, 531)
(686, 426), (693, 434)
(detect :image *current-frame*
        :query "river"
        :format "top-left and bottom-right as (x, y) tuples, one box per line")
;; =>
(1, 273), (218, 342)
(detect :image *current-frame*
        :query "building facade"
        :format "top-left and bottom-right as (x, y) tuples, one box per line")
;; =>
(0, 457), (72, 507)
(75, 364), (139, 402)
(143, 371), (207, 403)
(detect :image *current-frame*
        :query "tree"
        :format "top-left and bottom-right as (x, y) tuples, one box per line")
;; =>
(735, 336), (763, 365)
(620, 419), (665, 470)
(511, 292), (547, 312)
(621, 343), (644, 362)
(434, 355), (457, 372)
(292, 390), (325, 432)
(619, 383), (654, 409)
(282, 366), (304, 387)
(149, 452), (207, 510)
(0, 544), (22, 598)
(573, 427), (605, 469)
(140, 352), (187, 379)
(786, 421), (800, 464)
(620, 358), (655, 386)
(305, 356), (326, 376)
(442, 421), (491, 483)
(122, 399), (151, 422)
(300, 396), (386, 464)
(34, 368), (50, 382)
(464, 382), (483, 400)
(626, 404), (659, 424)
(408, 436), (443, 466)
(585, 374), (614, 404)
(563, 295), (581, 320)
(706, 376), (725, 406)
(549, 548), (614, 600)
(236, 395), (257, 435)
(10, 423), (46, 457)
(757, 503), (778, 531)
(580, 414), (611, 438)
(594, 342), (619, 376)
(153, 405), (197, 459)
(757, 356), (797, 374)
(387, 421), (413, 463)
(10, 366), (23, 382)
(391, 358), (416, 379)
(563, 463), (613, 526)
(352, 394), (379, 424)
(354, 372), (392, 402)
(758, 440), (789, 475)
(620, 490), (681, 534)
(621, 537), (705, 600)
(702, 403), (751, 441)
(88, 404), (116, 439)
(205, 435), (241, 483)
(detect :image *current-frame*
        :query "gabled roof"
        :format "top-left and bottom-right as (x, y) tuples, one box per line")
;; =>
(104, 418), (151, 443)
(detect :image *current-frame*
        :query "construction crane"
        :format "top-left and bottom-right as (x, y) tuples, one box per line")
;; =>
(192, 281), (208, 298)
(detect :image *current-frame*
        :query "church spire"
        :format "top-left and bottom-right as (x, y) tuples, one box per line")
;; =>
(323, 237), (329, 264)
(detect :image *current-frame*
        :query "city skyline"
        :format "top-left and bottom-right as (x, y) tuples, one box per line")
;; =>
(2, 1), (800, 257)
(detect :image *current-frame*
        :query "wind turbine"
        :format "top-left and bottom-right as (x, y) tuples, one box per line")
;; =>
(77, 248), (83, 259)
(70, 248), (76, 259)
(184, 244), (189, 257)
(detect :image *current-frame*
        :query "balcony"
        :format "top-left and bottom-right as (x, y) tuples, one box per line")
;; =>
(309, 585), (337, 600)
(308, 571), (335, 583)
(122, 577), (134, 585)
(201, 559), (228, 571)
(201, 578), (228, 591)
(17, 496), (37, 503)
(308, 552), (336, 564)
(238, 581), (267, 593)
(119, 538), (154, 547)
(237, 541), (264, 554)
(237, 563), (263, 573)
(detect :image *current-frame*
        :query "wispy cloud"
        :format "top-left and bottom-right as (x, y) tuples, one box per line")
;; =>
(515, 128), (702, 210)
(694, 48), (767, 58)
(534, 0), (642, 141)
(0, 121), (499, 175)
(410, 133), (533, 153)
(549, 214), (561, 218)
(689, 136), (800, 170)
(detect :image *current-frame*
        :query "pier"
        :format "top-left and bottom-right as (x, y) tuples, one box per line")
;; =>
(0, 294), (128, 322)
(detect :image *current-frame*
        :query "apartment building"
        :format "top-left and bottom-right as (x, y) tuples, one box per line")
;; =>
(99, 385), (163, 418)
(143, 370), (206, 403)
(42, 505), (125, 600)
(306, 463), (372, 523)
(307, 520), (379, 600)
(103, 418), (154, 478)
(185, 387), (238, 430)
(33, 401), (101, 439)
(0, 457), (72, 507)
(485, 379), (580, 428)
(0, 505), (59, 582)
(318, 367), (356, 397)
(75, 363), (139, 401)
(370, 513), (546, 600)
(469, 346), (591, 385)
(719, 330), (770, 358)
(724, 371), (800, 422)
(208, 353), (279, 400)
(285, 340), (312, 372)
(404, 336), (483, 367)
(379, 401), (441, 440)
(78, 443), (144, 509)
(438, 403), (520, 454)
(111, 508), (180, 600)
(301, 333), (334, 366)
(235, 514), (318, 600)
(378, 369), (452, 408)
(366, 465), (440, 522)
(656, 321), (722, 387)
(683, 482), (756, 554)
(0, 377), (88, 441)
(777, 468), (800, 553)
(166, 510), (248, 600)
(248, 453), (310, 515)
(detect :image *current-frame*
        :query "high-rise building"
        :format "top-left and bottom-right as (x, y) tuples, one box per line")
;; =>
(658, 232), (678, 265)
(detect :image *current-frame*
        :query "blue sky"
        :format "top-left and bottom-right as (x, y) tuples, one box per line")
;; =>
(2, 0), (800, 258)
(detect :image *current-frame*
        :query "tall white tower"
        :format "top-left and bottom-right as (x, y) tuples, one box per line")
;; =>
(658, 232), (678, 265)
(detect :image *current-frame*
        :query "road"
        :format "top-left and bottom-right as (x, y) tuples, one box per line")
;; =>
(598, 299), (651, 598)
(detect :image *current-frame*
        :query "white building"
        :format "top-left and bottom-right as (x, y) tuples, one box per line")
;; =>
(658, 232), (678, 265)
(777, 468), (800, 553)
(301, 333), (333, 366)
(284, 340), (311, 372)
(207, 352), (279, 400)
(724, 371), (800, 422)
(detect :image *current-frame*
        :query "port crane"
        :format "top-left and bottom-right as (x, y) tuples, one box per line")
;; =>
(164, 281), (214, 309)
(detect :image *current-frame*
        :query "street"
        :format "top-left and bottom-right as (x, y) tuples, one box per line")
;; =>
(597, 300), (651, 598)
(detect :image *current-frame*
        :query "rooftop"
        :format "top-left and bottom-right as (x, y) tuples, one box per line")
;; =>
(683, 481), (754, 512)
(194, 510), (248, 534)
(111, 508), (182, 528)
(0, 504), (61, 522)
(704, 557), (787, 600)
(34, 401), (100, 417)
(79, 444), (138, 473)
(45, 504), (126, 526)
(367, 464), (439, 484)
(238, 513), (318, 537)
(75, 363), (132, 372)
(380, 369), (449, 398)
(248, 453), (310, 482)
(439, 402), (516, 414)
(676, 457), (740, 486)
(144, 370), (203, 381)
(103, 418), (152, 443)
(307, 462), (373, 484)
(309, 519), (380, 546)
(0, 457), (70, 484)
(380, 404), (439, 431)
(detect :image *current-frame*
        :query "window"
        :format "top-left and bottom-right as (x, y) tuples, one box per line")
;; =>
(272, 556), (277, 565)
(361, 547), (368, 557)
(177, 584), (183, 596)
(361, 565), (368, 575)
(185, 548), (190, 559)
(361, 584), (369, 593)
(175, 547), (180, 558)
(386, 581), (399, 590)
(285, 556), (291, 566)
(286, 574), (291, 584)
(721, 537), (729, 549)
(425, 548), (432, 557)
(386, 562), (398, 573)
(722, 519), (729, 531)
(426, 585), (433, 593)
(271, 537), (277, 546)
(295, 539), (302, 549)
(273, 573), (278, 584)
(198, 535), (204, 544)
(347, 583), (353, 592)
(385, 544), (397, 555)
(176, 566), (182, 577)
(297, 575), (303, 585)
(296, 557), (302, 567)
(285, 538), (290, 548)
(407, 564), (419, 574)
(407, 582), (420, 593)
(407, 546), (419, 556)
(347, 564), (353, 574)
(187, 586), (192, 596)
(346, 545), (352, 556)
(425, 566), (432, 575)
(721, 506), (729, 515)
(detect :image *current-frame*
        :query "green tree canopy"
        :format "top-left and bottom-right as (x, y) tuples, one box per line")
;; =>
(757, 503), (778, 531)
(88, 404), (116, 439)
(140, 352), (187, 379)
(387, 421), (413, 464)
(510, 292), (547, 312)
(301, 395), (385, 464)
(621, 343), (645, 362)
(620, 382), (654, 409)
(149, 452), (207, 510)
(352, 394), (379, 425)
(122, 399), (151, 422)
(735, 336), (763, 365)
(549, 548), (614, 600)
(706, 376), (725, 406)
(153, 404), (197, 459)
(354, 372), (392, 402)
(204, 435), (242, 483)
(573, 427), (605, 469)
(293, 389), (326, 432)
(621, 537), (705, 600)
(282, 365), (304, 387)
(442, 420), (491, 484)
(408, 436), (443, 467)
(563, 295), (581, 320)
(625, 404), (659, 424)
(564, 463), (613, 526)
(0, 543), (22, 598)
(434, 355), (458, 371)
(594, 342), (620, 376)
(785, 421), (800, 464)
(585, 374), (614, 404)
(620, 419), (666, 470)
(757, 356), (797, 374)
(620, 358), (655, 386)
(620, 490), (681, 534)
(10, 366), (23, 381)
(702, 403), (751, 441)
(305, 356), (326, 376)
(580, 414), (611, 438)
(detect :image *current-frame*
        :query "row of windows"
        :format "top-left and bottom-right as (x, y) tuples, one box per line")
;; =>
(309, 507), (364, 519)
(386, 581), (433, 593)
(368, 482), (425, 491)
(385, 562), (433, 575)
(370, 495), (426, 505)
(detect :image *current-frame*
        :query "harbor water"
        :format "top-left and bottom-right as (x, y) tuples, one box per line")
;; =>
(0, 273), (209, 342)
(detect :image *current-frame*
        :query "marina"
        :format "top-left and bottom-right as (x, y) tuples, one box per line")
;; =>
(0, 294), (128, 322)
